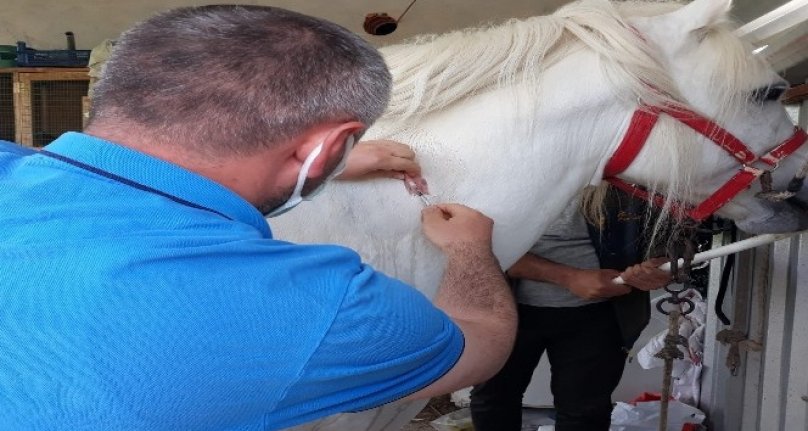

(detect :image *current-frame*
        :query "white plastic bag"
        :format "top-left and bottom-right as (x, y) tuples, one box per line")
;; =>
(636, 289), (706, 405)
(610, 400), (706, 431)
(450, 387), (472, 408)
(429, 407), (474, 431)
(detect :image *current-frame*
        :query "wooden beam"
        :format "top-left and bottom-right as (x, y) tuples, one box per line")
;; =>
(0, 67), (89, 73)
(784, 84), (808, 104)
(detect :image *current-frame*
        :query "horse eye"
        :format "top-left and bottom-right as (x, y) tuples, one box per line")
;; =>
(751, 84), (787, 103)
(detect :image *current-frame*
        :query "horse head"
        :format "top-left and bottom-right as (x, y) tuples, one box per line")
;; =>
(613, 0), (808, 234)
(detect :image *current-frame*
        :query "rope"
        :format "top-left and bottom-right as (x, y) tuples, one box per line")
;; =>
(715, 329), (746, 376)
(396, 0), (419, 22)
(655, 310), (686, 431)
(655, 226), (696, 431)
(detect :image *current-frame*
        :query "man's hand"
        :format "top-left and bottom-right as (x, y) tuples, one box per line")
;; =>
(421, 204), (494, 253)
(563, 268), (631, 300)
(619, 257), (671, 291)
(336, 140), (421, 181)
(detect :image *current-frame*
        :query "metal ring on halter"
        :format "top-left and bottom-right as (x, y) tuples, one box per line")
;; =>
(669, 256), (680, 283)
(656, 296), (695, 316)
(756, 169), (799, 201)
(664, 284), (689, 295)
(689, 260), (709, 271)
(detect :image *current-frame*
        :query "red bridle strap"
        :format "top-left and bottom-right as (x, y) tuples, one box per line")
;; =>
(602, 109), (659, 178)
(603, 106), (808, 222)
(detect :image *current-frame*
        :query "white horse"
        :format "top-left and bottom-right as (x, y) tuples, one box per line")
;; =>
(277, 0), (808, 430)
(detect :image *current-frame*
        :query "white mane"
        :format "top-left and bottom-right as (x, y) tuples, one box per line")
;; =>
(379, 0), (684, 123)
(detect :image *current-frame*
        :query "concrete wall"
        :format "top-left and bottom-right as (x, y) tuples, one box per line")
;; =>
(0, 0), (567, 51)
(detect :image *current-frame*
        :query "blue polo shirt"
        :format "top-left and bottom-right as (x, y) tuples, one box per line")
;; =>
(0, 133), (463, 430)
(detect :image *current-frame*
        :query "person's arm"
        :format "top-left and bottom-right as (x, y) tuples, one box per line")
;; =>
(507, 253), (630, 300)
(507, 252), (672, 298)
(405, 204), (517, 400)
(336, 139), (421, 181)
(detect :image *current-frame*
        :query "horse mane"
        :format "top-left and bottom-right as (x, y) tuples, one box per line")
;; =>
(379, 0), (773, 247)
(379, 0), (685, 122)
(381, 0), (770, 121)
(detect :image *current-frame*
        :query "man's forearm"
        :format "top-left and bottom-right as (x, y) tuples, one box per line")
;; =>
(406, 203), (516, 400)
(433, 243), (515, 325)
(404, 244), (517, 400)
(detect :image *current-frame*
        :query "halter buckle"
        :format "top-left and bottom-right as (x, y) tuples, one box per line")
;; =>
(741, 164), (766, 177)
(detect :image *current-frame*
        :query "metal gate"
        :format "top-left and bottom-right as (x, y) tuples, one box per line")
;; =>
(699, 96), (808, 431)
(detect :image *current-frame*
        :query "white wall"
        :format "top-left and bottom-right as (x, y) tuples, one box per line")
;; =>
(0, 0), (567, 51)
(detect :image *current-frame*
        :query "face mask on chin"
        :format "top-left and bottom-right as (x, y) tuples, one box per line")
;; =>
(264, 134), (355, 218)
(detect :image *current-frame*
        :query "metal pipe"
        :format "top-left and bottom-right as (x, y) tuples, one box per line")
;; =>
(613, 230), (807, 284)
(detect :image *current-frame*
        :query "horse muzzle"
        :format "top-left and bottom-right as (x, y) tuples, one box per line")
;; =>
(734, 197), (808, 234)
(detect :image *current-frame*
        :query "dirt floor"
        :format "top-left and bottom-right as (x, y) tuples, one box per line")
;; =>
(401, 395), (461, 431)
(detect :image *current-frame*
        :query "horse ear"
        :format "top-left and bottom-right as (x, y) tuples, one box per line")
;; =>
(668, 0), (732, 33)
(629, 0), (732, 48)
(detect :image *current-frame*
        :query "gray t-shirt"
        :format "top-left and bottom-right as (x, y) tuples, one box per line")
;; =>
(515, 201), (605, 308)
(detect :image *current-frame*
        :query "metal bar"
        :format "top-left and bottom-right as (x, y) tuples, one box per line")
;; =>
(736, 0), (808, 42)
(758, 237), (794, 430)
(699, 232), (729, 430)
(784, 235), (808, 430)
(740, 246), (769, 431)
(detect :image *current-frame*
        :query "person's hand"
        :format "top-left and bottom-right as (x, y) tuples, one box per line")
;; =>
(564, 268), (631, 300)
(619, 257), (671, 291)
(336, 140), (421, 181)
(421, 204), (494, 253)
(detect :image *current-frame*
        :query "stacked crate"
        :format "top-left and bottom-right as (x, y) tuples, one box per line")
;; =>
(0, 68), (90, 147)
(0, 71), (13, 142)
(14, 70), (89, 146)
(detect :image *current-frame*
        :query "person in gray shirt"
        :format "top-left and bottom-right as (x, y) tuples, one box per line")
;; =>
(470, 192), (671, 431)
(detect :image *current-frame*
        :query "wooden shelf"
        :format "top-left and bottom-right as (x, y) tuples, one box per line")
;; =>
(784, 84), (808, 105)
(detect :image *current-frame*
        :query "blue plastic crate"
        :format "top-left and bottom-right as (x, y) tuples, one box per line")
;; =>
(16, 42), (90, 67)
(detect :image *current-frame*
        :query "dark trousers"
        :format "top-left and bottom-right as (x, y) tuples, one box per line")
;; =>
(470, 302), (627, 431)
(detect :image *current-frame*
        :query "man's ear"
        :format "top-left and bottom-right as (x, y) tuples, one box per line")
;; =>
(295, 121), (365, 178)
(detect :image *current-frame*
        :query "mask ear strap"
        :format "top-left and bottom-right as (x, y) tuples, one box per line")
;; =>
(330, 135), (356, 178)
(290, 142), (324, 197)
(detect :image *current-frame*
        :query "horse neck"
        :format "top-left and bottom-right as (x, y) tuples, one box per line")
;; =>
(377, 49), (636, 268)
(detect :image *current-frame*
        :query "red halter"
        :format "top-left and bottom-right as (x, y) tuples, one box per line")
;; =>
(603, 106), (808, 222)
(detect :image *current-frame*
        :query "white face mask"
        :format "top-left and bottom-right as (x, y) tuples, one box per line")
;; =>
(264, 135), (355, 217)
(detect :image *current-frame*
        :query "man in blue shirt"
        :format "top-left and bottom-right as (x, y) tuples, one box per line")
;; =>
(0, 5), (516, 431)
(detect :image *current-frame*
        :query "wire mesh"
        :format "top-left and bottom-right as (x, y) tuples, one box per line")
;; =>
(0, 73), (13, 142)
(30, 79), (88, 147)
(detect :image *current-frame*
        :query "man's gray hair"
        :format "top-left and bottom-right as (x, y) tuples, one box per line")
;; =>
(90, 5), (392, 155)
